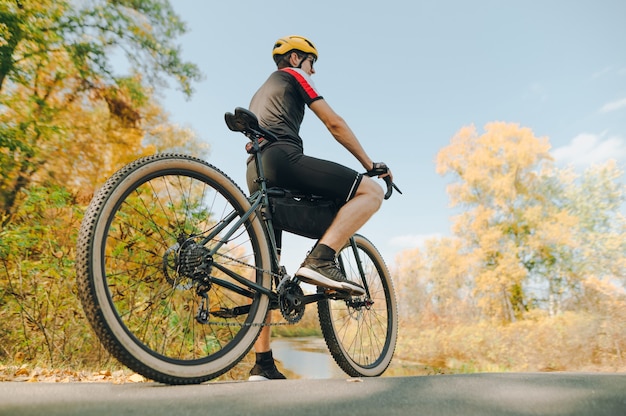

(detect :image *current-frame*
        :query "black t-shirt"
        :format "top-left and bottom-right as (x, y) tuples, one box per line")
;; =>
(249, 68), (324, 148)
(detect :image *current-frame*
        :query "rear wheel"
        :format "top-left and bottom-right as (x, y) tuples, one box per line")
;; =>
(318, 234), (398, 377)
(76, 153), (271, 384)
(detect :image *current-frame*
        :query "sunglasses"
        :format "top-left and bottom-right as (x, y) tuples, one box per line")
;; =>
(304, 55), (316, 68)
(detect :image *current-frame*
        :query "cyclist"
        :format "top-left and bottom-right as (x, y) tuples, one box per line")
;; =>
(245, 35), (392, 380)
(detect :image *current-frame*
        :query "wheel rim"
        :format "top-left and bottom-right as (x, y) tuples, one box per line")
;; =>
(98, 167), (266, 367)
(328, 239), (395, 371)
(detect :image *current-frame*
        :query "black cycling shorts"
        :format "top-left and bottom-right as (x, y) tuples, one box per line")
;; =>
(246, 142), (363, 204)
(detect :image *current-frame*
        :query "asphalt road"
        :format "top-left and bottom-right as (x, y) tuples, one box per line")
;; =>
(1, 373), (625, 416)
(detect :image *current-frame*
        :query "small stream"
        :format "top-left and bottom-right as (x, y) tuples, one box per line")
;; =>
(270, 336), (427, 379)
(270, 337), (347, 379)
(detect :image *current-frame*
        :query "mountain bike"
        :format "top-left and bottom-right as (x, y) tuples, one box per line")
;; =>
(75, 107), (401, 385)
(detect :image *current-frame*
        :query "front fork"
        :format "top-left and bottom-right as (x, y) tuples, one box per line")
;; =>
(337, 236), (371, 298)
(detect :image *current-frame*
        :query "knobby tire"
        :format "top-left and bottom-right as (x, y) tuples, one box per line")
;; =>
(75, 153), (271, 384)
(318, 234), (398, 377)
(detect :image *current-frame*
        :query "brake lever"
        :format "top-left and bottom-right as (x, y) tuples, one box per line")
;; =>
(364, 169), (402, 200)
(382, 176), (402, 200)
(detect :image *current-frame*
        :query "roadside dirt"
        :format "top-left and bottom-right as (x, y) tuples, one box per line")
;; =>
(0, 365), (147, 383)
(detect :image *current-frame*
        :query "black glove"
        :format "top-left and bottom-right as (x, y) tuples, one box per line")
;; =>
(367, 162), (389, 177)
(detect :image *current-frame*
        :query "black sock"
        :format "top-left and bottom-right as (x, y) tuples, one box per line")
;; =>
(309, 243), (336, 261)
(256, 350), (274, 366)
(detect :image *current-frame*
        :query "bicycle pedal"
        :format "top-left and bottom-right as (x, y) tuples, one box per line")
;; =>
(323, 288), (351, 299)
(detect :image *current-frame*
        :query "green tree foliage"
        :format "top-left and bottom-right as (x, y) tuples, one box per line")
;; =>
(0, 0), (200, 93)
(560, 161), (626, 285)
(0, 0), (202, 219)
(0, 186), (103, 366)
(0, 0), (208, 369)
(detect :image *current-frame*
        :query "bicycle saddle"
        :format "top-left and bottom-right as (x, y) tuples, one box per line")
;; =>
(224, 107), (277, 142)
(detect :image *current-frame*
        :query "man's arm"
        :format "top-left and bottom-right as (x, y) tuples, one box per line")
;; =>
(310, 99), (374, 171)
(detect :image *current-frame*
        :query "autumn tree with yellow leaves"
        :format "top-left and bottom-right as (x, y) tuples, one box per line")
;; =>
(0, 0), (208, 367)
(395, 122), (626, 372)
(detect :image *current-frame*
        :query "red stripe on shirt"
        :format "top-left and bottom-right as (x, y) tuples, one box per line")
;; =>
(281, 68), (320, 100)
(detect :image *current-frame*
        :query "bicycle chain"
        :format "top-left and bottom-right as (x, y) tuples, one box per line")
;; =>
(203, 320), (293, 327)
(205, 252), (295, 327)
(213, 251), (282, 280)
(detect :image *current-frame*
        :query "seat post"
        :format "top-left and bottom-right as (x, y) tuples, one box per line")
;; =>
(253, 147), (269, 195)
(252, 147), (283, 274)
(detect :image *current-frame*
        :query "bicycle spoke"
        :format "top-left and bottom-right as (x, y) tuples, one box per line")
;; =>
(318, 234), (398, 377)
(77, 154), (271, 384)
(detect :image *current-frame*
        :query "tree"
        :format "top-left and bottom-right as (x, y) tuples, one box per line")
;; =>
(395, 238), (476, 323)
(394, 122), (626, 371)
(0, 0), (202, 219)
(436, 123), (580, 321)
(561, 161), (626, 285)
(0, 0), (199, 94)
(0, 0), (209, 367)
(394, 248), (427, 320)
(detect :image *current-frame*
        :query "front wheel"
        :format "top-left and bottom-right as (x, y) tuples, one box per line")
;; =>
(318, 234), (398, 377)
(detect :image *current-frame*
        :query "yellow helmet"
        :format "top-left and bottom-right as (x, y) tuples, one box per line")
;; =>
(272, 35), (318, 61)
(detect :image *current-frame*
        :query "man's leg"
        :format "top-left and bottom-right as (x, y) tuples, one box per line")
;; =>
(296, 177), (383, 294)
(249, 245), (285, 380)
(248, 316), (285, 380)
(254, 323), (271, 353)
(319, 176), (383, 251)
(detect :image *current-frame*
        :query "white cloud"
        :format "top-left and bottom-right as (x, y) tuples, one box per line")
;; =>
(592, 66), (613, 79)
(525, 83), (548, 101)
(553, 133), (626, 167)
(389, 233), (442, 250)
(600, 98), (626, 113)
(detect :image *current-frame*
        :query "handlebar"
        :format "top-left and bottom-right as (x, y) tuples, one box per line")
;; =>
(364, 163), (402, 200)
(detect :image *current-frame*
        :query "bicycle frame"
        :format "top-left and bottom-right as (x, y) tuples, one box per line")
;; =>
(76, 109), (399, 383)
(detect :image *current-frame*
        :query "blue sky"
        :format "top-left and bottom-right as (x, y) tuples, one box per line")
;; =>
(156, 0), (626, 273)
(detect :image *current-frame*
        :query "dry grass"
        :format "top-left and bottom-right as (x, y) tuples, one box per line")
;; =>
(395, 311), (626, 374)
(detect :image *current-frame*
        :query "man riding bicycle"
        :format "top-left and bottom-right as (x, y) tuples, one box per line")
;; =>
(245, 35), (393, 380)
